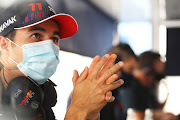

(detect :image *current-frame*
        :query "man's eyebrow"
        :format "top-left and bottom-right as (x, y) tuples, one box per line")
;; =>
(28, 27), (61, 38)
(28, 27), (46, 32)
(53, 31), (61, 38)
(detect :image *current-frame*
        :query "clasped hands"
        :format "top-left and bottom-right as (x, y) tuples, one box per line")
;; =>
(65, 54), (124, 120)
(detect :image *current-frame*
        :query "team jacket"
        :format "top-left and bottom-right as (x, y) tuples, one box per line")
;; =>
(0, 76), (57, 120)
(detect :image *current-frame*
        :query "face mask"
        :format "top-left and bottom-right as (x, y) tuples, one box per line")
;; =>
(7, 38), (60, 84)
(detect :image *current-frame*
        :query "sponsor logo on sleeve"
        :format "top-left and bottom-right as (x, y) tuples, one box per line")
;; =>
(30, 101), (39, 109)
(14, 89), (22, 98)
(19, 90), (35, 106)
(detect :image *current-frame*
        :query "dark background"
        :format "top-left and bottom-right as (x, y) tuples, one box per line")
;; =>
(166, 28), (180, 75)
(164, 0), (180, 75)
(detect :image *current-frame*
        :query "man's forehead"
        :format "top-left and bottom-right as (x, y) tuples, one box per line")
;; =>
(12, 20), (60, 41)
(22, 19), (60, 31)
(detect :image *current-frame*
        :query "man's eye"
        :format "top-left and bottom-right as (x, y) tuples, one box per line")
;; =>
(51, 37), (59, 44)
(32, 33), (41, 39)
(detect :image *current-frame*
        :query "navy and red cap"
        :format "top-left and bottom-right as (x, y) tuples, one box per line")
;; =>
(0, 0), (78, 39)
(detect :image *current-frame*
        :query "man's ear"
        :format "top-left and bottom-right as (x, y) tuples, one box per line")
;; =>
(0, 36), (9, 56)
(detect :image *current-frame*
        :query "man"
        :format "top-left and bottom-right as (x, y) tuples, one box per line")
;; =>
(107, 43), (137, 82)
(101, 43), (137, 120)
(100, 43), (137, 120)
(119, 51), (178, 120)
(0, 0), (124, 119)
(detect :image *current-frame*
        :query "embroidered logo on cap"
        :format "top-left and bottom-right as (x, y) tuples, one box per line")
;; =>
(0, 16), (17, 33)
(22, 1), (53, 25)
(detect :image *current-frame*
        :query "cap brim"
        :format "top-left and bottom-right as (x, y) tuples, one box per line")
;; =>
(15, 14), (78, 39)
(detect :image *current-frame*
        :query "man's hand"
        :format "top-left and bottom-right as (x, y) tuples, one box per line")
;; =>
(72, 54), (123, 102)
(65, 54), (124, 120)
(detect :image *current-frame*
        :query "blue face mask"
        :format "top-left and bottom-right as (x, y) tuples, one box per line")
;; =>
(7, 38), (60, 84)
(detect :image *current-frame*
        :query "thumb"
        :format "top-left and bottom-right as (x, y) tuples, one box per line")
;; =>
(106, 91), (115, 102)
(76, 66), (89, 83)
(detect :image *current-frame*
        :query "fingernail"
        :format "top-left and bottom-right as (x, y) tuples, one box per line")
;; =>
(84, 66), (88, 71)
(105, 54), (110, 58)
(112, 96), (115, 101)
(109, 96), (112, 101)
(118, 61), (124, 66)
(113, 74), (118, 79)
(121, 80), (124, 84)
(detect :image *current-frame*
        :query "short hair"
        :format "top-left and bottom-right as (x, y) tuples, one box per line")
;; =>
(117, 43), (136, 59)
(137, 51), (160, 70)
(107, 43), (136, 63)
(4, 30), (17, 41)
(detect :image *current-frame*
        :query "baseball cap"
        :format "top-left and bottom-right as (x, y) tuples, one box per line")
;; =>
(0, 0), (78, 39)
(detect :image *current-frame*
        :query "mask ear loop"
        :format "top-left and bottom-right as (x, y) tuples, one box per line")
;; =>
(3, 37), (20, 70)
(6, 37), (22, 48)
(0, 38), (22, 85)
(8, 57), (19, 65)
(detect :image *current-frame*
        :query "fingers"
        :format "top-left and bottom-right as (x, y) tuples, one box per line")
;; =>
(72, 70), (79, 86)
(100, 61), (124, 82)
(88, 55), (100, 75)
(105, 79), (124, 93)
(76, 66), (89, 84)
(105, 91), (115, 102)
(99, 54), (117, 77)
(106, 74), (119, 84)
(89, 54), (110, 78)
(108, 96), (115, 102)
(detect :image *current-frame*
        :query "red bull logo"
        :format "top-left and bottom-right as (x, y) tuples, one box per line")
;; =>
(19, 90), (35, 106)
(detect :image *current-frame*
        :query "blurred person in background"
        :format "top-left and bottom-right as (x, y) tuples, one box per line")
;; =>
(108, 43), (137, 76)
(100, 43), (137, 120)
(0, 0), (125, 119)
(119, 51), (178, 120)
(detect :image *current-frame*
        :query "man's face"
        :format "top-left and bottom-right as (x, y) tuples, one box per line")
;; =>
(8, 20), (61, 68)
(153, 58), (165, 74)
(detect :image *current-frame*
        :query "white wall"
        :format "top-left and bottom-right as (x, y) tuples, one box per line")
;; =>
(161, 77), (180, 115)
